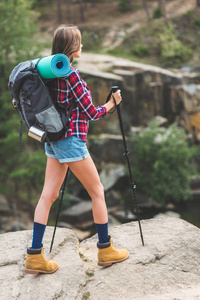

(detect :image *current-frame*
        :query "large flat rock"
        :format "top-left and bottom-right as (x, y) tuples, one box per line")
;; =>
(0, 227), (85, 300)
(79, 218), (200, 300)
(0, 218), (200, 299)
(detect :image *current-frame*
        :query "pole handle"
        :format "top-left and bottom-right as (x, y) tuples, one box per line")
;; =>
(111, 86), (118, 93)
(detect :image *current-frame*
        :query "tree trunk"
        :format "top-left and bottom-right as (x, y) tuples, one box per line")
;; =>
(159, 0), (168, 27)
(128, 0), (133, 11)
(66, 0), (71, 24)
(142, 0), (150, 20)
(79, 0), (85, 22)
(56, 0), (62, 23)
(197, 0), (200, 7)
(158, 0), (162, 9)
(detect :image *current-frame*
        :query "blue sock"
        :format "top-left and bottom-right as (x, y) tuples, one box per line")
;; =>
(95, 222), (109, 243)
(31, 222), (46, 249)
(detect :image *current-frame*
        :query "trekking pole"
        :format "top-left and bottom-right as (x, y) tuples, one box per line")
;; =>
(107, 86), (145, 246)
(49, 168), (70, 253)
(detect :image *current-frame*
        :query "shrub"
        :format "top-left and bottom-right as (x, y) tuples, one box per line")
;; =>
(119, 0), (130, 13)
(126, 122), (195, 206)
(193, 17), (200, 28)
(132, 43), (149, 57)
(81, 31), (101, 51)
(152, 7), (162, 19)
(159, 23), (193, 67)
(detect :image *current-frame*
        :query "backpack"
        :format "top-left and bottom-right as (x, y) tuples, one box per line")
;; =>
(8, 58), (75, 151)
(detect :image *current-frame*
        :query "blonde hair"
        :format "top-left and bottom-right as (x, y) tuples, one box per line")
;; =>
(51, 24), (81, 63)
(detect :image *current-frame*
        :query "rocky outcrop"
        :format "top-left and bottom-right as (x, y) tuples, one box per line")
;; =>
(1, 217), (200, 300)
(77, 53), (200, 141)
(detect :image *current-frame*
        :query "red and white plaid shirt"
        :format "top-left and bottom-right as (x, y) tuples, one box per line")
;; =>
(52, 67), (107, 142)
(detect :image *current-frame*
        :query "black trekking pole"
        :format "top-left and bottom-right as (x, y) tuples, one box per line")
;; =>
(49, 168), (70, 253)
(107, 86), (144, 246)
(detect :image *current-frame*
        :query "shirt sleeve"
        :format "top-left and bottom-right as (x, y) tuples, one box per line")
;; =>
(68, 69), (107, 121)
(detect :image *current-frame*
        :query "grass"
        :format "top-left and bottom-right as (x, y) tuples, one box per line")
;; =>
(79, 252), (90, 262)
(85, 268), (95, 277)
(82, 292), (90, 300)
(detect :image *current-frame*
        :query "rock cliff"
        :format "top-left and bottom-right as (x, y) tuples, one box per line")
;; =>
(0, 217), (200, 300)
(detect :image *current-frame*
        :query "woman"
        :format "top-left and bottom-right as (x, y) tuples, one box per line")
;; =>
(24, 25), (129, 274)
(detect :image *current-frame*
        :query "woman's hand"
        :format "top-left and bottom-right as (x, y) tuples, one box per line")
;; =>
(104, 90), (122, 112)
(111, 90), (122, 106)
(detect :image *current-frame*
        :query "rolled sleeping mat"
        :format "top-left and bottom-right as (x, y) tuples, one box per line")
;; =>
(32, 54), (72, 79)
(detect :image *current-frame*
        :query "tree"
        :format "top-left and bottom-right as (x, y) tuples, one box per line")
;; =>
(158, 0), (168, 26)
(119, 0), (133, 12)
(79, 0), (85, 22)
(0, 0), (45, 202)
(197, 0), (200, 7)
(142, 0), (150, 20)
(66, 0), (72, 23)
(56, 0), (62, 23)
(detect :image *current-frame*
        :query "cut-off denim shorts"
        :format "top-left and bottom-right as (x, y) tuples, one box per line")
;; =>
(45, 136), (90, 163)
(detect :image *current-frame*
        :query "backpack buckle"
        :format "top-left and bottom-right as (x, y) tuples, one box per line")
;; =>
(12, 99), (17, 109)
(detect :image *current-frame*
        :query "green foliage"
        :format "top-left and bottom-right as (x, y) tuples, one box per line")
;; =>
(119, 0), (130, 13)
(158, 23), (193, 67)
(0, 0), (44, 202)
(152, 7), (162, 19)
(126, 122), (195, 206)
(132, 43), (149, 57)
(0, 0), (40, 73)
(81, 31), (102, 52)
(192, 17), (200, 28)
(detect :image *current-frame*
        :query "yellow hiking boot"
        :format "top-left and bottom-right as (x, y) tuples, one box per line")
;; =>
(97, 236), (129, 267)
(24, 247), (59, 274)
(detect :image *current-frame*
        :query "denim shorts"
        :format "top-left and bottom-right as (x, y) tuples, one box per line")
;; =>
(45, 136), (90, 163)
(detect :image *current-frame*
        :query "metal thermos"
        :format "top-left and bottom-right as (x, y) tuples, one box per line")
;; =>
(28, 126), (47, 142)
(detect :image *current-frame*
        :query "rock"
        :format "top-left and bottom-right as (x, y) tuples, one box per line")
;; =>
(0, 195), (10, 214)
(148, 115), (168, 127)
(105, 189), (122, 207)
(57, 222), (92, 241)
(80, 218), (200, 300)
(7, 222), (27, 232)
(190, 176), (200, 189)
(99, 163), (126, 191)
(76, 53), (200, 140)
(109, 206), (137, 222)
(153, 211), (181, 219)
(0, 227), (85, 300)
(88, 134), (127, 164)
(1, 218), (200, 300)
(60, 200), (93, 225)
(170, 84), (200, 141)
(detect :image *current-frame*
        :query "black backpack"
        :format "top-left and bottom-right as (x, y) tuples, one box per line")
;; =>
(8, 58), (75, 151)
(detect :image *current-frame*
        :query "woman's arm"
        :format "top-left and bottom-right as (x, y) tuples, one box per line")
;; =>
(68, 70), (107, 121)
(68, 70), (122, 120)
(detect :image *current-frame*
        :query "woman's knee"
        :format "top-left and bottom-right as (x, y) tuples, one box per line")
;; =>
(40, 190), (59, 206)
(90, 182), (105, 201)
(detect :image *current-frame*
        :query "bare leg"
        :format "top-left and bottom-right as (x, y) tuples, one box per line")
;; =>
(68, 156), (108, 224)
(34, 157), (68, 225)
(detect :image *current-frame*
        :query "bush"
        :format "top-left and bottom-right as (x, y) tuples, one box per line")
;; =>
(132, 43), (149, 57)
(81, 31), (101, 52)
(193, 17), (200, 28)
(152, 7), (162, 19)
(159, 23), (193, 67)
(126, 122), (195, 206)
(119, 0), (130, 13)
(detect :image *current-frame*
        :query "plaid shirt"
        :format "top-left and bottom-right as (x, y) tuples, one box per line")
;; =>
(52, 67), (107, 142)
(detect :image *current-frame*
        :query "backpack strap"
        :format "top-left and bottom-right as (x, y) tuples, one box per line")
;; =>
(19, 111), (24, 152)
(59, 101), (76, 129)
(34, 56), (47, 70)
